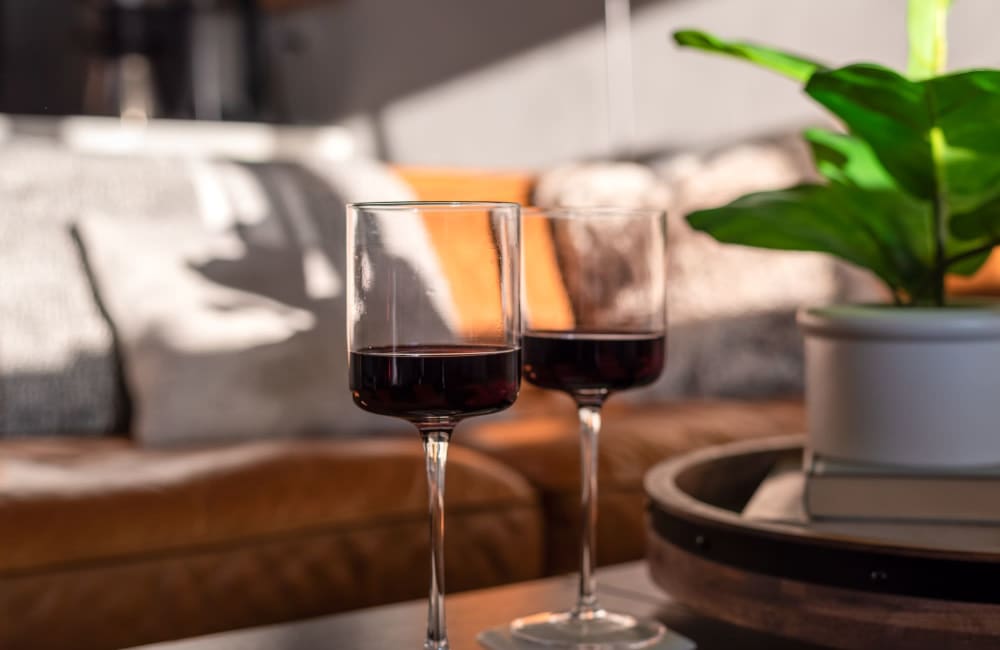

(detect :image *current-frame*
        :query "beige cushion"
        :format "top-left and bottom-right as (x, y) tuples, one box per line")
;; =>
(75, 159), (440, 445)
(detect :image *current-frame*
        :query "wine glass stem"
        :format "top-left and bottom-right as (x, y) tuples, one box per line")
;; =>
(422, 429), (451, 650)
(575, 403), (603, 616)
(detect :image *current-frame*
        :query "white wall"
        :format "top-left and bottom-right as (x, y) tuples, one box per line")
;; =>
(267, 0), (1000, 168)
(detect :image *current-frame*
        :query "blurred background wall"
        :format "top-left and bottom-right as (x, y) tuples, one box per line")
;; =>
(3, 0), (999, 168)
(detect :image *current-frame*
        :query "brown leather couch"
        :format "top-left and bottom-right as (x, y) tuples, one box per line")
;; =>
(0, 161), (806, 650)
(0, 433), (544, 649)
(0, 391), (804, 650)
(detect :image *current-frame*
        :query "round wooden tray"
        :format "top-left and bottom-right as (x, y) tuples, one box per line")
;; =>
(644, 435), (1000, 649)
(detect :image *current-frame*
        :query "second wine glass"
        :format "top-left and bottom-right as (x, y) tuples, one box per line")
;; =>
(511, 206), (668, 648)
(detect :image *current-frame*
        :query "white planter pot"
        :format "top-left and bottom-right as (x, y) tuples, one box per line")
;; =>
(797, 305), (1000, 468)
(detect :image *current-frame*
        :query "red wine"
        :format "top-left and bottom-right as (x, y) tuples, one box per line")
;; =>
(523, 331), (665, 395)
(350, 344), (520, 422)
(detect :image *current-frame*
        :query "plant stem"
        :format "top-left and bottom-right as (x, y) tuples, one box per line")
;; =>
(928, 125), (949, 307)
(932, 0), (950, 74)
(926, 1), (950, 305)
(908, 0), (951, 78)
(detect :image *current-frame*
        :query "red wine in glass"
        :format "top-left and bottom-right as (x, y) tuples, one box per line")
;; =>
(522, 330), (665, 396)
(350, 344), (520, 421)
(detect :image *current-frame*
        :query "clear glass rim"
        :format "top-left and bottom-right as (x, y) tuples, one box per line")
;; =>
(523, 205), (665, 219)
(348, 200), (520, 211)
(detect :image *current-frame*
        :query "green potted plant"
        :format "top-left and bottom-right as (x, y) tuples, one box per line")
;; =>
(675, 0), (1000, 467)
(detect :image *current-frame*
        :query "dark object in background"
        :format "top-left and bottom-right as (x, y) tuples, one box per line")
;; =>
(83, 0), (266, 120)
(0, 0), (265, 120)
(0, 2), (89, 115)
(84, 0), (195, 118)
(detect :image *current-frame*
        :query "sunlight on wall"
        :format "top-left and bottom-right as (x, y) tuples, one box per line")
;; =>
(272, 0), (1000, 168)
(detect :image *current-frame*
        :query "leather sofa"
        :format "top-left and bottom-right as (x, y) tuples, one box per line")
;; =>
(0, 124), (816, 649)
(0, 393), (804, 650)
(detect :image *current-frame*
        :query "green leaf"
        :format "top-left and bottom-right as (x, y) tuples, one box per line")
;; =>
(673, 16), (1000, 303)
(806, 64), (933, 199)
(673, 30), (827, 83)
(941, 208), (996, 278)
(908, 0), (952, 80)
(948, 248), (992, 276)
(951, 194), (1000, 240)
(942, 212), (996, 278)
(833, 186), (943, 298)
(806, 65), (1000, 213)
(800, 127), (995, 282)
(925, 70), (1000, 214)
(686, 184), (933, 299)
(803, 128), (897, 191)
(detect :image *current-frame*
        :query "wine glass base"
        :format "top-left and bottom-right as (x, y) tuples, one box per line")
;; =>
(510, 609), (665, 649)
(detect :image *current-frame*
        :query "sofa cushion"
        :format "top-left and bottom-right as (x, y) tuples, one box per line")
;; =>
(0, 140), (164, 436)
(73, 156), (455, 445)
(0, 436), (544, 649)
(460, 398), (805, 573)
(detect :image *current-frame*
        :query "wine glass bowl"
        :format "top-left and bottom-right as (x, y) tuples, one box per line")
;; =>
(348, 201), (520, 650)
(512, 206), (668, 648)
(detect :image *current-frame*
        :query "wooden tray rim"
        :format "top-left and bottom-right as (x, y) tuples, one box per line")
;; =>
(644, 433), (1000, 563)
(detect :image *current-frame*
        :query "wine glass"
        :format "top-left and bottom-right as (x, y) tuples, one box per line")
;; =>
(347, 201), (521, 650)
(511, 206), (668, 648)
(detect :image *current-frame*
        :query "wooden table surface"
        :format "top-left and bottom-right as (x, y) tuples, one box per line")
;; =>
(132, 563), (829, 650)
